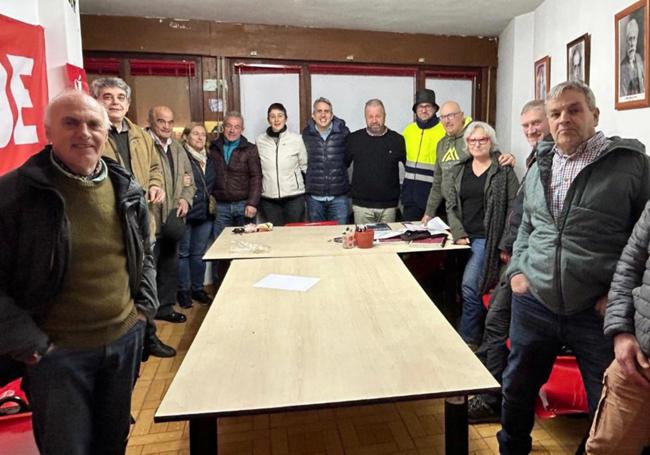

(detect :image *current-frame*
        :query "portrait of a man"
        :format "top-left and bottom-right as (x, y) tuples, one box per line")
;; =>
(619, 12), (645, 98)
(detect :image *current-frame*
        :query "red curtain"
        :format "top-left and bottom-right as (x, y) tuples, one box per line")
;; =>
(0, 14), (49, 175)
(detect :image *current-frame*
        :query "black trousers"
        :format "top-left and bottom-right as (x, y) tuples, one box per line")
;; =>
(259, 195), (305, 226)
(475, 278), (512, 407)
(153, 236), (179, 317)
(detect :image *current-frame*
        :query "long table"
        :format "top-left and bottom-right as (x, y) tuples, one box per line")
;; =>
(155, 254), (499, 454)
(203, 223), (467, 260)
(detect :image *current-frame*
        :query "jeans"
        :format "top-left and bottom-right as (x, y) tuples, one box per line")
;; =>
(178, 219), (213, 292)
(259, 195), (305, 226)
(212, 200), (248, 282)
(459, 237), (487, 345)
(154, 236), (179, 317)
(497, 291), (613, 454)
(352, 205), (397, 224)
(24, 320), (145, 455)
(306, 195), (349, 225)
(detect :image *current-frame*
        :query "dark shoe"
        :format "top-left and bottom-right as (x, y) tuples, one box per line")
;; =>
(468, 394), (500, 424)
(155, 311), (187, 324)
(191, 289), (212, 305)
(147, 335), (176, 358)
(177, 290), (193, 308)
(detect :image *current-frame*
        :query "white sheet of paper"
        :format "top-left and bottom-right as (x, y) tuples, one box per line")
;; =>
(374, 229), (405, 240)
(426, 217), (450, 231)
(254, 274), (320, 292)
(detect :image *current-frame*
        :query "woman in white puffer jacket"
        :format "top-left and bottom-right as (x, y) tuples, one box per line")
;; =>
(256, 103), (308, 225)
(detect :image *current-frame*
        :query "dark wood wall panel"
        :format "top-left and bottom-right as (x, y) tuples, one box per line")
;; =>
(81, 16), (498, 67)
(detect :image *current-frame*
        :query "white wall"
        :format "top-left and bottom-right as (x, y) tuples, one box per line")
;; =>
(1, 0), (83, 98)
(497, 0), (650, 176)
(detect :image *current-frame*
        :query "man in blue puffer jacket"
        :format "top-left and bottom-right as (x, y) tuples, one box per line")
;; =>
(302, 97), (350, 224)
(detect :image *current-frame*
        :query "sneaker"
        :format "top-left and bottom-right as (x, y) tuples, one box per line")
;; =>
(177, 291), (193, 308)
(191, 289), (212, 305)
(468, 394), (500, 424)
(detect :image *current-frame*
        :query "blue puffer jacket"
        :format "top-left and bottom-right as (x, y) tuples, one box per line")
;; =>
(302, 117), (350, 196)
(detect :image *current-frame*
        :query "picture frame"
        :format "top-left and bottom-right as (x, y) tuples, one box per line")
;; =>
(615, 0), (650, 110)
(567, 33), (590, 84)
(534, 56), (551, 100)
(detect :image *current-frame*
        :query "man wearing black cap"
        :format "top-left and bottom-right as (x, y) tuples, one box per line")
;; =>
(401, 89), (446, 221)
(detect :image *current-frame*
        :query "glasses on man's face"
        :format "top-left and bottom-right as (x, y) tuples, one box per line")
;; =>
(440, 112), (461, 121)
(467, 137), (490, 146)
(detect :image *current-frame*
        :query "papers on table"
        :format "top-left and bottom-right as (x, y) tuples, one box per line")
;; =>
(402, 217), (450, 234)
(254, 274), (320, 292)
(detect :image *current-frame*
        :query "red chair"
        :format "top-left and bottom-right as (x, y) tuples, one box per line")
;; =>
(0, 379), (38, 454)
(480, 292), (588, 419)
(285, 221), (338, 227)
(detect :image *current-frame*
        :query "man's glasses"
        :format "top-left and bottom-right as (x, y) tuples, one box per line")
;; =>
(467, 137), (490, 146)
(440, 112), (461, 121)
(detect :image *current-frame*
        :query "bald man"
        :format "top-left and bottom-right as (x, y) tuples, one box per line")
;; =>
(146, 106), (195, 316)
(0, 90), (156, 453)
(421, 102), (515, 224)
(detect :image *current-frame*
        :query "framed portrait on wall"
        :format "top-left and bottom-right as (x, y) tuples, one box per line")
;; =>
(567, 34), (590, 84)
(534, 56), (551, 100)
(615, 0), (650, 110)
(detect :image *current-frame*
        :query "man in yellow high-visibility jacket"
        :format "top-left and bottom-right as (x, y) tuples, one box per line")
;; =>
(401, 89), (446, 221)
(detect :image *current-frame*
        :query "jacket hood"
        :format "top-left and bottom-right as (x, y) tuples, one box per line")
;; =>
(536, 134), (645, 161)
(18, 146), (143, 201)
(446, 116), (474, 140)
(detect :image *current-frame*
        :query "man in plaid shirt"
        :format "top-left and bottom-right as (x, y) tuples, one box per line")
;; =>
(497, 81), (650, 454)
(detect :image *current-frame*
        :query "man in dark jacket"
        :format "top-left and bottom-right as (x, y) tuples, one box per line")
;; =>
(498, 81), (650, 454)
(0, 90), (156, 454)
(302, 97), (350, 224)
(209, 111), (262, 283)
(468, 100), (549, 423)
(585, 199), (650, 453)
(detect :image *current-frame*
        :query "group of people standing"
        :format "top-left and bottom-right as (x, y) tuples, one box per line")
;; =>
(1, 74), (649, 455)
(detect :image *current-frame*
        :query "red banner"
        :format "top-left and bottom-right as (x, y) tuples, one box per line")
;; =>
(0, 14), (49, 175)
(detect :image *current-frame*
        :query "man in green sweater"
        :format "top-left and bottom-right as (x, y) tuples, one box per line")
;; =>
(0, 90), (157, 454)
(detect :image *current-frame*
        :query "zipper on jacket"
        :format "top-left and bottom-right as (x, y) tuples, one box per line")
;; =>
(413, 129), (425, 179)
(275, 141), (281, 198)
(546, 146), (615, 314)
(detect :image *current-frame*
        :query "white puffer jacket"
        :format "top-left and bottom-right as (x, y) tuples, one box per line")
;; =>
(256, 130), (308, 199)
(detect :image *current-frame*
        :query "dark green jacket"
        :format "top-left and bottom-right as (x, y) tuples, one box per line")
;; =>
(507, 136), (650, 315)
(446, 152), (519, 242)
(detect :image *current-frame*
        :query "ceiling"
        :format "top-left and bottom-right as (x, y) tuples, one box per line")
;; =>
(80, 0), (543, 37)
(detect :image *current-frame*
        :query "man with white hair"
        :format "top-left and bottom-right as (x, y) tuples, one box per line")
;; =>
(0, 90), (156, 453)
(620, 17), (645, 97)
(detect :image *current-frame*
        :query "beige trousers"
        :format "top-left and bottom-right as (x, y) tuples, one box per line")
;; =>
(586, 359), (650, 454)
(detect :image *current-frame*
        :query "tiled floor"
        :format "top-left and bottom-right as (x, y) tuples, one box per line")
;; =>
(128, 304), (589, 455)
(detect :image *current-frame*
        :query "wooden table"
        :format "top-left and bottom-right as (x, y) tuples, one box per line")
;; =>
(155, 254), (499, 454)
(203, 223), (467, 260)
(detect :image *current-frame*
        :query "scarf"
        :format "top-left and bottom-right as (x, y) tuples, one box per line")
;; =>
(184, 143), (207, 172)
(416, 115), (440, 130)
(479, 158), (510, 294)
(266, 125), (287, 138)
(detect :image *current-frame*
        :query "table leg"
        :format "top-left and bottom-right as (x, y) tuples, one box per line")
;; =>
(189, 417), (218, 454)
(444, 395), (468, 455)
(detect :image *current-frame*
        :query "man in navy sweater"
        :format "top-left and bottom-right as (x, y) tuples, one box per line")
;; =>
(345, 99), (406, 223)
